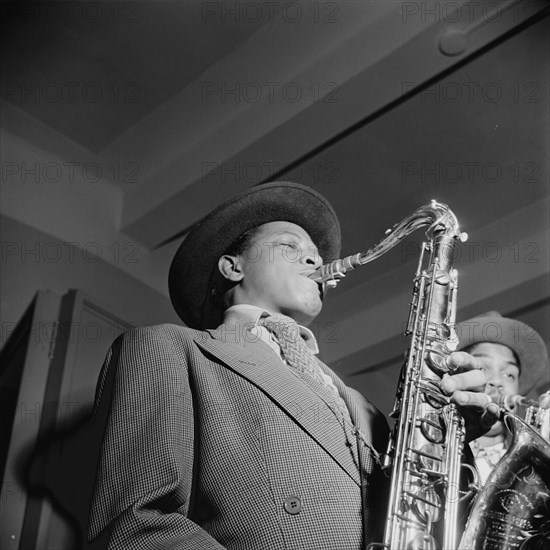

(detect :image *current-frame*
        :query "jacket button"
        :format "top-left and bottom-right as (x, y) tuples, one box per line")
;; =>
(283, 496), (302, 515)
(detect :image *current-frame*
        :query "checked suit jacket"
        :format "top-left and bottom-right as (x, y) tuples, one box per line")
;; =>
(87, 322), (390, 549)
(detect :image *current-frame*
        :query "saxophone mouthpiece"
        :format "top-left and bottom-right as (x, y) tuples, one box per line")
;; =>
(308, 264), (341, 292)
(308, 267), (323, 282)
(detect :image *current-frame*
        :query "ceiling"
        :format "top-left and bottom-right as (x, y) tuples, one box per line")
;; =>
(1, 1), (549, 368)
(1, 0), (285, 152)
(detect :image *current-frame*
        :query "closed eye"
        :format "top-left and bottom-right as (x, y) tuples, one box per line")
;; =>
(273, 241), (300, 250)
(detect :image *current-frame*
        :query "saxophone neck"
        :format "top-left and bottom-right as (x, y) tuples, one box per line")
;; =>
(310, 200), (467, 292)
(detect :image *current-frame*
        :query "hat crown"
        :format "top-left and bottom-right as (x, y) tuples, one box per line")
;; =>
(456, 311), (549, 398)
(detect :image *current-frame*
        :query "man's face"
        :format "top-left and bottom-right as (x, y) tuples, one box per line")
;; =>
(469, 342), (520, 437)
(230, 221), (324, 325)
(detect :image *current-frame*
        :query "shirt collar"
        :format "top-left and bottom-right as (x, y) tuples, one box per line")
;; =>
(223, 304), (319, 354)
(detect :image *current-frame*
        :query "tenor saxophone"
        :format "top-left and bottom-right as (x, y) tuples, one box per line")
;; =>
(310, 200), (468, 549)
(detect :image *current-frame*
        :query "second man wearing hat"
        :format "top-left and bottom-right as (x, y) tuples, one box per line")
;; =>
(457, 311), (549, 484)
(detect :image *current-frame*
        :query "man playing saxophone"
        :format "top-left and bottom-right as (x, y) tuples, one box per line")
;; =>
(87, 182), (501, 549)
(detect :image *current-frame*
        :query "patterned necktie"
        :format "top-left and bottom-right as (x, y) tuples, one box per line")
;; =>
(259, 313), (329, 390)
(259, 314), (362, 464)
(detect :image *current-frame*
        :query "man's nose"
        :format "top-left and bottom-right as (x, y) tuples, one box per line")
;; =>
(486, 377), (504, 392)
(302, 248), (323, 269)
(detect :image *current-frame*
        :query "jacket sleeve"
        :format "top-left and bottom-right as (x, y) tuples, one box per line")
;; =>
(87, 326), (226, 549)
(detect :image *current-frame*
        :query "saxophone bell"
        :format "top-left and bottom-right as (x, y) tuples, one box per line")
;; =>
(460, 391), (550, 549)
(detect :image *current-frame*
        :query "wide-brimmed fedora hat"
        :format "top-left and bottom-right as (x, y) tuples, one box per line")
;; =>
(169, 181), (341, 329)
(457, 311), (549, 396)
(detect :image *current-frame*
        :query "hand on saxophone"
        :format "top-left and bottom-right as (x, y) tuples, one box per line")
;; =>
(440, 351), (500, 442)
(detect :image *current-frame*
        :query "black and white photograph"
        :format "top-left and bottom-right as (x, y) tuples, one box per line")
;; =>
(1, 1), (549, 548)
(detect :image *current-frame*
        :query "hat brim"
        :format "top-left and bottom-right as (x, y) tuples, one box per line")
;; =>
(169, 182), (341, 329)
(457, 314), (549, 397)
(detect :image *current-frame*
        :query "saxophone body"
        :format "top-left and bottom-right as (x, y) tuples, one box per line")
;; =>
(311, 200), (468, 549)
(311, 201), (550, 548)
(459, 393), (550, 550)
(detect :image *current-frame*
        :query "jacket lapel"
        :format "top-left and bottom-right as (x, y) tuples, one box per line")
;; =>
(319, 361), (374, 445)
(318, 361), (385, 476)
(194, 327), (360, 485)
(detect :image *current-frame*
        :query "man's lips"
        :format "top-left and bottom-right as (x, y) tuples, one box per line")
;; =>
(300, 272), (324, 297)
(301, 268), (322, 278)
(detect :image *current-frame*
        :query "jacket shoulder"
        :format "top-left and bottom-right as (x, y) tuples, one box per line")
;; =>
(105, 324), (211, 366)
(117, 323), (206, 344)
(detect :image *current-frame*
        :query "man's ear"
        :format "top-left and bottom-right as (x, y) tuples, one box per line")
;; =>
(218, 255), (244, 282)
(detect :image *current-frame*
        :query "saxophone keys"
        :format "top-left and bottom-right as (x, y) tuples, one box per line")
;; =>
(419, 413), (446, 444)
(434, 272), (451, 285)
(409, 532), (438, 550)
